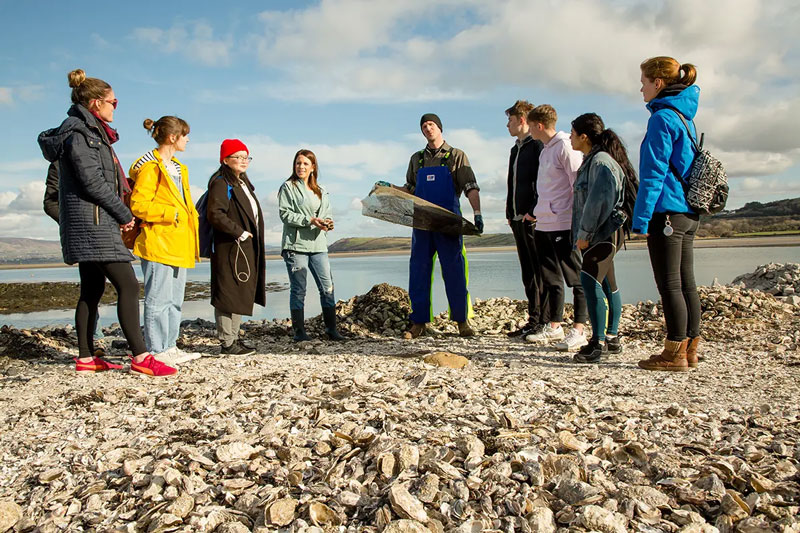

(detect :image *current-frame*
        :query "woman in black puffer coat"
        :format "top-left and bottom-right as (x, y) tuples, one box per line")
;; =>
(37, 68), (175, 377)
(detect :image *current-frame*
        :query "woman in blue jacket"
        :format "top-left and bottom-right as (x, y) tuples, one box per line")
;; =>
(633, 56), (701, 371)
(569, 113), (637, 363)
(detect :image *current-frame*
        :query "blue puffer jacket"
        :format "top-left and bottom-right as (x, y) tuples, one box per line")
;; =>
(632, 85), (699, 234)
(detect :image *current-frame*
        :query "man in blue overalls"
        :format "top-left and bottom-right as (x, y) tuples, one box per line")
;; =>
(377, 114), (484, 338)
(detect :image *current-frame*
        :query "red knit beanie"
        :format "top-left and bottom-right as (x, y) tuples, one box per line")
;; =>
(219, 139), (249, 163)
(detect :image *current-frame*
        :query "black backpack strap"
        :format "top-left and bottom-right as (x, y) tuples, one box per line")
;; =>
(660, 105), (702, 151)
(660, 105), (698, 191)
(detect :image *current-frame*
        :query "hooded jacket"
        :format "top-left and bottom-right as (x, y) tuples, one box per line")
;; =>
(38, 104), (133, 265)
(532, 131), (584, 232)
(128, 150), (199, 268)
(632, 85), (699, 234)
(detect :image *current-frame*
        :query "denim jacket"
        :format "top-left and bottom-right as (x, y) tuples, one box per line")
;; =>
(278, 179), (332, 253)
(571, 150), (625, 246)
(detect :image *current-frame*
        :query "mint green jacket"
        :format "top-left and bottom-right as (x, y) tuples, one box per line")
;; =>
(278, 179), (333, 253)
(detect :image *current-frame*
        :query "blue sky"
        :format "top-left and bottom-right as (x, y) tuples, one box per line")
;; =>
(1, 0), (798, 245)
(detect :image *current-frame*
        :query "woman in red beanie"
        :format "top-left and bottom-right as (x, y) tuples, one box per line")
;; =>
(205, 139), (266, 355)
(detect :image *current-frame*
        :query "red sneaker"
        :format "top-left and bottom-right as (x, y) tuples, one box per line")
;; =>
(74, 354), (124, 373)
(130, 354), (177, 377)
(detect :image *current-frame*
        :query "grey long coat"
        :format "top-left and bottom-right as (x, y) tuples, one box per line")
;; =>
(38, 105), (133, 265)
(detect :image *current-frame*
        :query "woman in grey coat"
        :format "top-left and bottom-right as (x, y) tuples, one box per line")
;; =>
(37, 69), (176, 377)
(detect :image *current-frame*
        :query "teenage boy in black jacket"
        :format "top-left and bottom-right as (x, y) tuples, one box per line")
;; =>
(505, 100), (546, 337)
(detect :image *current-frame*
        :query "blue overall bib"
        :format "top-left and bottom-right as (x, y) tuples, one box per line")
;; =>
(409, 157), (473, 324)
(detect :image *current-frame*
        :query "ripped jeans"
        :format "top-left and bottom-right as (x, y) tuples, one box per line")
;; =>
(281, 250), (336, 310)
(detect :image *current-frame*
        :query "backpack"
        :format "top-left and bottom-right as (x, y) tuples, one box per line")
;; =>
(665, 107), (729, 215)
(196, 177), (232, 258)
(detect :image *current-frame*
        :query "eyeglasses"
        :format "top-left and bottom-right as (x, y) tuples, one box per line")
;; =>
(98, 98), (118, 109)
(227, 156), (253, 162)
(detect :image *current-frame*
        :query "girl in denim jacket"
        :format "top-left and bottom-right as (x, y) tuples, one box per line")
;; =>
(569, 113), (638, 363)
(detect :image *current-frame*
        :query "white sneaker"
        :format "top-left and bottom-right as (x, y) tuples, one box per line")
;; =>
(170, 347), (202, 364)
(153, 348), (179, 366)
(555, 328), (588, 352)
(525, 324), (565, 344)
(154, 347), (201, 366)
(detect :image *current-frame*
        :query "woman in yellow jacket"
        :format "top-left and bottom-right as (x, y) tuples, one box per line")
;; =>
(129, 116), (200, 366)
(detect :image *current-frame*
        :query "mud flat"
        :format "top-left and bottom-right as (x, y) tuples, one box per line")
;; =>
(0, 264), (798, 532)
(0, 281), (287, 314)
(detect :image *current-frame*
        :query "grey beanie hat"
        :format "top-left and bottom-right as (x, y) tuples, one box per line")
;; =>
(420, 113), (443, 132)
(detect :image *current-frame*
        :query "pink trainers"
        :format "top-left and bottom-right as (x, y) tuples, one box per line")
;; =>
(130, 354), (177, 377)
(74, 354), (124, 373)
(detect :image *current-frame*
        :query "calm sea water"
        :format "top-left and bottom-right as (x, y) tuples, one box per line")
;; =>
(2, 246), (799, 328)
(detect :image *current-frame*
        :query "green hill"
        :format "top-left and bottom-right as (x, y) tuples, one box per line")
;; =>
(328, 234), (516, 253)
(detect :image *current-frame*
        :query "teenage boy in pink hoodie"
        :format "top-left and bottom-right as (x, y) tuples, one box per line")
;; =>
(523, 105), (588, 351)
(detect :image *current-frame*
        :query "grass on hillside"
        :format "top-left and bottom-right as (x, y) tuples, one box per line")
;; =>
(734, 230), (800, 237)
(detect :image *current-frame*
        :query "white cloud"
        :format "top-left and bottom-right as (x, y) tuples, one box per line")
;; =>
(0, 85), (43, 106)
(0, 214), (57, 239)
(231, 0), (800, 178)
(0, 159), (48, 174)
(739, 178), (763, 191)
(0, 181), (46, 215)
(711, 148), (798, 178)
(7, 181), (45, 213)
(0, 191), (15, 210)
(131, 21), (232, 66)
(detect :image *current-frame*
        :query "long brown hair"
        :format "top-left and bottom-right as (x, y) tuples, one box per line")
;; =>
(640, 56), (697, 88)
(67, 69), (111, 107)
(288, 149), (321, 199)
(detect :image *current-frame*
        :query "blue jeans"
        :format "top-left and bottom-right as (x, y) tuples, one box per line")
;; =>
(141, 258), (187, 353)
(282, 250), (335, 310)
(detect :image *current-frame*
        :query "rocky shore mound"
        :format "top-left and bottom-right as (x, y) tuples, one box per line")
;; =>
(0, 264), (799, 532)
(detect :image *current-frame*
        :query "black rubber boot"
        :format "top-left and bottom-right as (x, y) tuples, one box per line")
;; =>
(291, 309), (310, 341)
(322, 306), (345, 341)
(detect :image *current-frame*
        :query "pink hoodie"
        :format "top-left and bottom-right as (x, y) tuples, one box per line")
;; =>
(533, 131), (584, 232)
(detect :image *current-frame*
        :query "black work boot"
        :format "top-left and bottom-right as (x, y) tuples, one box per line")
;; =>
(291, 309), (311, 342)
(322, 306), (345, 341)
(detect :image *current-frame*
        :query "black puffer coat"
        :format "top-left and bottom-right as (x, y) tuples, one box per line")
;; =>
(38, 105), (133, 265)
(207, 170), (266, 316)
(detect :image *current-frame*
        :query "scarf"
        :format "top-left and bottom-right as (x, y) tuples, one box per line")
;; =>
(90, 111), (130, 196)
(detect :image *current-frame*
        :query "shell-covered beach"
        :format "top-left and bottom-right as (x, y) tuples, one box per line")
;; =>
(0, 264), (799, 532)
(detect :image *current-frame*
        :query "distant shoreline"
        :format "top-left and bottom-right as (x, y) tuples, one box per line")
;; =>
(1, 234), (798, 270)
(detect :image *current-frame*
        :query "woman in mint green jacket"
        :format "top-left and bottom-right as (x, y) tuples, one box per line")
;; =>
(278, 149), (343, 341)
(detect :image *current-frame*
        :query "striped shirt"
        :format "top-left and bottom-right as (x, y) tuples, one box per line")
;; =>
(132, 150), (184, 200)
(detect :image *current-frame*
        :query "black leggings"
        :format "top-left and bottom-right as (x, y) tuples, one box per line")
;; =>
(646, 213), (701, 341)
(77, 262), (146, 358)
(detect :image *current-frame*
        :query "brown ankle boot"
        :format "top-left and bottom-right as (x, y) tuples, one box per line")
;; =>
(686, 337), (701, 368)
(404, 323), (425, 339)
(638, 339), (689, 372)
